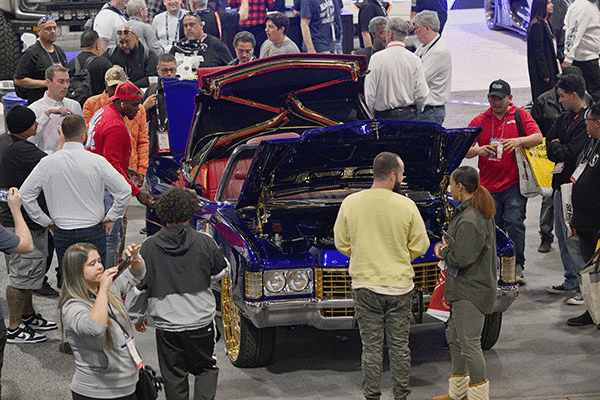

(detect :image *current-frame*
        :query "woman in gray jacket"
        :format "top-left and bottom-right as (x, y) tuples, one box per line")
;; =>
(433, 166), (497, 400)
(59, 242), (145, 400)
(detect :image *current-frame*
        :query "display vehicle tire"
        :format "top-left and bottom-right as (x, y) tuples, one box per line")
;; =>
(221, 275), (276, 367)
(0, 11), (22, 81)
(481, 311), (502, 350)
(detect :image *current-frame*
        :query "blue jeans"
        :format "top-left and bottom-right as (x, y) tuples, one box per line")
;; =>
(352, 288), (412, 400)
(553, 190), (584, 291)
(492, 184), (527, 267)
(103, 191), (123, 268)
(417, 105), (446, 125)
(54, 224), (106, 286)
(539, 193), (554, 243)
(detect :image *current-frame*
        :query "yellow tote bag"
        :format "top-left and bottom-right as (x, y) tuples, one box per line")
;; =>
(522, 138), (554, 192)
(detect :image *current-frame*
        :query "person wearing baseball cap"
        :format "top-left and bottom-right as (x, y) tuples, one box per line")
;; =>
(466, 79), (543, 286)
(0, 105), (60, 345)
(87, 80), (153, 269)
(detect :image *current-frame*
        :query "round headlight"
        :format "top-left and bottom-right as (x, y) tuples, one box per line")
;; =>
(264, 271), (286, 293)
(287, 270), (310, 292)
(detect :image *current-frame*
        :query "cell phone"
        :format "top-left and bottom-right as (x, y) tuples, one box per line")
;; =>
(441, 230), (454, 245)
(113, 257), (131, 281)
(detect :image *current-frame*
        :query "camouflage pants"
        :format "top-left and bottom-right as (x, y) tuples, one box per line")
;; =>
(352, 288), (412, 400)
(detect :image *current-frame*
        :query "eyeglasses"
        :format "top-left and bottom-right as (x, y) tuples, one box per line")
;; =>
(117, 29), (134, 36)
(236, 49), (253, 54)
(159, 67), (177, 73)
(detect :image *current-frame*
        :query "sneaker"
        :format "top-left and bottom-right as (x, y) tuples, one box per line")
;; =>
(22, 313), (58, 331)
(567, 293), (585, 305)
(6, 323), (47, 343)
(567, 310), (595, 326)
(546, 284), (576, 294)
(32, 281), (59, 298)
(537, 240), (551, 253)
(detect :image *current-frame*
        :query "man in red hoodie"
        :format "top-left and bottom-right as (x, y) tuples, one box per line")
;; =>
(88, 82), (154, 267)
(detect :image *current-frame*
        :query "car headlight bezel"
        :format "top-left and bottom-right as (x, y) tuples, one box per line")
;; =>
(263, 268), (313, 296)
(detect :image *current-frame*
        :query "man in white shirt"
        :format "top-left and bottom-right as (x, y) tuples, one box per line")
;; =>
(152, 0), (188, 53)
(28, 65), (83, 153)
(413, 10), (451, 125)
(364, 18), (429, 120)
(20, 115), (131, 286)
(562, 0), (600, 101)
(93, 0), (129, 54)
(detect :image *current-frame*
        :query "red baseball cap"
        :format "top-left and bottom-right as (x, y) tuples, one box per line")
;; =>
(109, 82), (143, 102)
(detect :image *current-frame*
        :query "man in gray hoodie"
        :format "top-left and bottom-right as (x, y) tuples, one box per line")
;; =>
(127, 188), (228, 400)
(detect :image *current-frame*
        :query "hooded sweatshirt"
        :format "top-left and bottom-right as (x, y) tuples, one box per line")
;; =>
(128, 224), (228, 331)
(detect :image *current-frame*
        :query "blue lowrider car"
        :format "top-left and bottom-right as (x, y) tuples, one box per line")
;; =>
(145, 54), (518, 368)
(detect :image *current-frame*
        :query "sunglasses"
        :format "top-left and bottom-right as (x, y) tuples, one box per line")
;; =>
(117, 29), (134, 35)
(37, 15), (55, 26)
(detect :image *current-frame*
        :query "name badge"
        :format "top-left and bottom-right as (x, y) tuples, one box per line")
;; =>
(125, 336), (144, 369)
(570, 161), (587, 184)
(552, 162), (564, 174)
(157, 129), (171, 153)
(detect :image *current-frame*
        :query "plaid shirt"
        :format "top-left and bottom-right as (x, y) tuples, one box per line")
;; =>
(228, 0), (274, 27)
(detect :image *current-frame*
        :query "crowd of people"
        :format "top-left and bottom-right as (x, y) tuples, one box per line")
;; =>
(1, 0), (600, 398)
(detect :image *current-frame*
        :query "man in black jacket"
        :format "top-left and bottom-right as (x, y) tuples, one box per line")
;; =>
(67, 30), (114, 98)
(544, 74), (590, 304)
(103, 24), (158, 88)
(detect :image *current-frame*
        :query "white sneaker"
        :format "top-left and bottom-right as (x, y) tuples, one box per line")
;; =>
(567, 293), (585, 306)
(6, 323), (47, 344)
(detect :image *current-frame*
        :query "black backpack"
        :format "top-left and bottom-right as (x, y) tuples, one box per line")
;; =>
(67, 55), (96, 106)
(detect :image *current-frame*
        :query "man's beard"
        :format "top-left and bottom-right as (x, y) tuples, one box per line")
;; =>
(392, 180), (402, 194)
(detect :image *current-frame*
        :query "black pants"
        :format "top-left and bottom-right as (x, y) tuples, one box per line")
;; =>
(573, 59), (600, 102)
(374, 107), (417, 120)
(156, 322), (219, 400)
(577, 228), (599, 262)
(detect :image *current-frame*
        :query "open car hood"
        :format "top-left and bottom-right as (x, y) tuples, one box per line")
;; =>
(182, 54), (371, 167)
(236, 120), (482, 209)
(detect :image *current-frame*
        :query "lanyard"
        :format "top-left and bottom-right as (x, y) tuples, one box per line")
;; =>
(165, 11), (183, 42)
(491, 113), (507, 140)
(419, 35), (441, 59)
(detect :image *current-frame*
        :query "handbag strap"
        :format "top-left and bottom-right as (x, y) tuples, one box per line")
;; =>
(514, 107), (526, 137)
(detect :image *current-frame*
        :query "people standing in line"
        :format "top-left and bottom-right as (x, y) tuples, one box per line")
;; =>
(432, 166), (497, 400)
(143, 53), (177, 159)
(527, 0), (559, 102)
(364, 18), (429, 120)
(562, 0), (600, 101)
(127, 188), (228, 400)
(20, 115), (131, 285)
(260, 12), (300, 58)
(334, 152), (429, 400)
(544, 74), (590, 305)
(127, 0), (165, 57)
(566, 103), (600, 326)
(352, 16), (387, 64)
(60, 242), (145, 400)
(14, 16), (67, 104)
(67, 30), (114, 98)
(466, 79), (543, 284)
(87, 82), (154, 268)
(0, 188), (34, 397)
(153, 0), (188, 53)
(413, 10), (451, 126)
(0, 106), (61, 344)
(93, 0), (129, 55)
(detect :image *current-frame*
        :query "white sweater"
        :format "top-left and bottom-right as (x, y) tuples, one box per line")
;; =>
(564, 0), (600, 63)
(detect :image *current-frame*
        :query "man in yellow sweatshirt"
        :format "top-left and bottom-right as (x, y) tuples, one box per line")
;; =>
(334, 151), (429, 400)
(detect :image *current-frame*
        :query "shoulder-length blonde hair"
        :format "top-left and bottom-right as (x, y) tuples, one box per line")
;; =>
(58, 243), (132, 347)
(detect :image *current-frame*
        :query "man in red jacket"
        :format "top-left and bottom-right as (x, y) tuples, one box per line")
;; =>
(88, 82), (154, 267)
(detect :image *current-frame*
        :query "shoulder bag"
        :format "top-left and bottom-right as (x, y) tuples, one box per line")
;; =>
(514, 107), (543, 197)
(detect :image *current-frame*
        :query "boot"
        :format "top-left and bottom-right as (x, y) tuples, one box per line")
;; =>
(432, 374), (469, 400)
(467, 379), (489, 400)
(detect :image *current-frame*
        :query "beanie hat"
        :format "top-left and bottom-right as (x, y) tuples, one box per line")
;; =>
(6, 105), (36, 134)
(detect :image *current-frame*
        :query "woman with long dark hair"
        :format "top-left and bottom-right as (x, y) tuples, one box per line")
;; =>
(59, 242), (145, 400)
(433, 166), (497, 400)
(527, 0), (559, 101)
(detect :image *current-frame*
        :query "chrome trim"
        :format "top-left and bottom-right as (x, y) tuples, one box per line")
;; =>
(493, 285), (519, 313)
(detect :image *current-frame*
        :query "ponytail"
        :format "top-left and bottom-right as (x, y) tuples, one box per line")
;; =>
(451, 166), (496, 220)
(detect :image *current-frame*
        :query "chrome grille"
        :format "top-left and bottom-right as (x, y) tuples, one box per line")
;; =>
(315, 262), (440, 317)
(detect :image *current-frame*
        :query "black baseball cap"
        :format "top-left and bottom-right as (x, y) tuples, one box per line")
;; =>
(488, 79), (511, 98)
